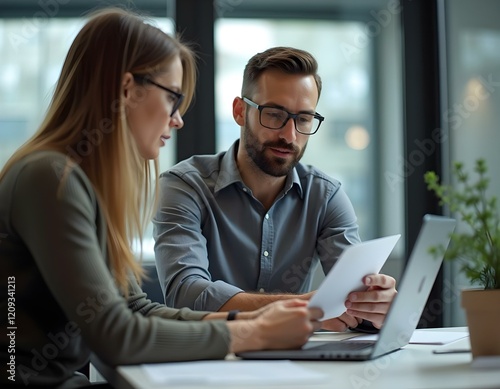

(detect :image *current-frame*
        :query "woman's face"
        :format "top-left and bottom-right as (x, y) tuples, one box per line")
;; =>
(125, 56), (184, 159)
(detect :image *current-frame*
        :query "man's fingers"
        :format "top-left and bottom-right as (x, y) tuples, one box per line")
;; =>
(346, 302), (392, 315)
(337, 312), (362, 328)
(347, 288), (395, 303)
(340, 274), (397, 330)
(345, 310), (385, 329)
(364, 274), (396, 288)
(319, 313), (360, 331)
(320, 318), (349, 332)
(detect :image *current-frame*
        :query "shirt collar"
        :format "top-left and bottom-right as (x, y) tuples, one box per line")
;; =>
(214, 140), (243, 193)
(214, 139), (304, 199)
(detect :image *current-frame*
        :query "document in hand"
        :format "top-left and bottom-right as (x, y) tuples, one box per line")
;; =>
(308, 234), (400, 320)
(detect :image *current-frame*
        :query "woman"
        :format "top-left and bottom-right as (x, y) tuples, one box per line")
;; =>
(0, 8), (322, 388)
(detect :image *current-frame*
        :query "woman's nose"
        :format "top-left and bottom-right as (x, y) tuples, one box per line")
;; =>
(170, 110), (184, 129)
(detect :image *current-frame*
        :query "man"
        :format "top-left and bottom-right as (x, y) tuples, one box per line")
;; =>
(154, 47), (396, 331)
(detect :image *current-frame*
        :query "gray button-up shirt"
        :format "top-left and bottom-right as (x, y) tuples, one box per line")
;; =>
(154, 141), (360, 311)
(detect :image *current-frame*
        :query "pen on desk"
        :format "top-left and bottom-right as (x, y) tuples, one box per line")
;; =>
(432, 348), (471, 354)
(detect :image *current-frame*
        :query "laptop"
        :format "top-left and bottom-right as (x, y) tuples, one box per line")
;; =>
(238, 214), (456, 361)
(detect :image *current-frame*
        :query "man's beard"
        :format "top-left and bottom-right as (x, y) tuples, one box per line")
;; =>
(242, 121), (307, 177)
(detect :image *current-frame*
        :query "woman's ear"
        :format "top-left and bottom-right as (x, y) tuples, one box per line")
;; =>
(233, 97), (245, 126)
(122, 72), (134, 99)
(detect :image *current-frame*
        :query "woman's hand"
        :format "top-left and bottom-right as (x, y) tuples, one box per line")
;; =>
(227, 299), (323, 353)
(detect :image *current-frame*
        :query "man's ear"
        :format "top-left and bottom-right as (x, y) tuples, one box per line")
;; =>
(233, 97), (246, 126)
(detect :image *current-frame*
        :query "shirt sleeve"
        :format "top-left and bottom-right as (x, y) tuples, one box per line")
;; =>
(11, 155), (230, 366)
(153, 171), (243, 311)
(316, 185), (361, 274)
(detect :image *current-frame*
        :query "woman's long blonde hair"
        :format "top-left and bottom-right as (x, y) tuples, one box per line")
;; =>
(0, 8), (196, 294)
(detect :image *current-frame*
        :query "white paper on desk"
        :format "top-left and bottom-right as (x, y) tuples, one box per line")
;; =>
(471, 356), (500, 369)
(345, 329), (469, 345)
(309, 234), (400, 320)
(408, 330), (469, 345)
(142, 360), (329, 386)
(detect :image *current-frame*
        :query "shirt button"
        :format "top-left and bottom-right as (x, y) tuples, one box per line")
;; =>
(263, 251), (269, 257)
(265, 214), (269, 219)
(242, 187), (248, 192)
(259, 288), (265, 293)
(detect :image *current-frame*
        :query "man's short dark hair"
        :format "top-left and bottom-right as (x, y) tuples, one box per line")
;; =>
(241, 46), (322, 100)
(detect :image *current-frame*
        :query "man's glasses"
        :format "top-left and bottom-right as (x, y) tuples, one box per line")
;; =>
(133, 74), (184, 117)
(243, 97), (324, 135)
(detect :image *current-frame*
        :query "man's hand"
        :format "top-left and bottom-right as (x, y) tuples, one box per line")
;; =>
(344, 274), (397, 329)
(320, 312), (362, 332)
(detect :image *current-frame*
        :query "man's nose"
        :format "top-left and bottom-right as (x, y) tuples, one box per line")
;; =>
(278, 117), (297, 143)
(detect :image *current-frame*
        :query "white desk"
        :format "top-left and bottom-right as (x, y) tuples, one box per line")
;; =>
(93, 327), (500, 389)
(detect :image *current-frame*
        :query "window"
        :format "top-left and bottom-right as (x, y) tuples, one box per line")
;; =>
(0, 17), (174, 261)
(0, 17), (175, 171)
(215, 19), (376, 239)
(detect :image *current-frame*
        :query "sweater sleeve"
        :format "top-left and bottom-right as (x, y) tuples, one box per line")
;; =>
(126, 277), (214, 321)
(11, 154), (230, 366)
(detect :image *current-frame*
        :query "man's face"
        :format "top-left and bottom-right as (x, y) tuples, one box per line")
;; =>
(240, 70), (319, 177)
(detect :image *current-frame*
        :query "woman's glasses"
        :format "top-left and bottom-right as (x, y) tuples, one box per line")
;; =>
(133, 74), (184, 117)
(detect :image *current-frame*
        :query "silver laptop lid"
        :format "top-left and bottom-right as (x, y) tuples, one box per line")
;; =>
(371, 214), (456, 358)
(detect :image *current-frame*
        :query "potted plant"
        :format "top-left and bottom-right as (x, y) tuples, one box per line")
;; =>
(424, 158), (500, 358)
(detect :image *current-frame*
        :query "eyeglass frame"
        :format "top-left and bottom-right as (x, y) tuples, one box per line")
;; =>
(132, 74), (184, 117)
(242, 97), (325, 135)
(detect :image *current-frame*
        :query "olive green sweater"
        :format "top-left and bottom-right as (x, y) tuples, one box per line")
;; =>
(0, 151), (230, 388)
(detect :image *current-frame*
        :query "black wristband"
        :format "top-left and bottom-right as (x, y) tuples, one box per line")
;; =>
(227, 310), (240, 321)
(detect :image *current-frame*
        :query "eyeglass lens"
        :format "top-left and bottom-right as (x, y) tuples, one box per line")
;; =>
(133, 75), (183, 117)
(260, 107), (320, 134)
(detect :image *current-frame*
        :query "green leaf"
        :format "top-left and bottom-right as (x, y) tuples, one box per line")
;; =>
(424, 159), (499, 289)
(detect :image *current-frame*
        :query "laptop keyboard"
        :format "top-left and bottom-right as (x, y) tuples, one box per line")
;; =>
(309, 341), (375, 351)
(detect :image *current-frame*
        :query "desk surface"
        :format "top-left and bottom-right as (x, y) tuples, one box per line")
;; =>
(94, 327), (500, 389)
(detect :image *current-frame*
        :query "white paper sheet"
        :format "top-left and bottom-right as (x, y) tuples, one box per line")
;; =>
(141, 360), (329, 386)
(344, 329), (469, 345)
(309, 234), (400, 320)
